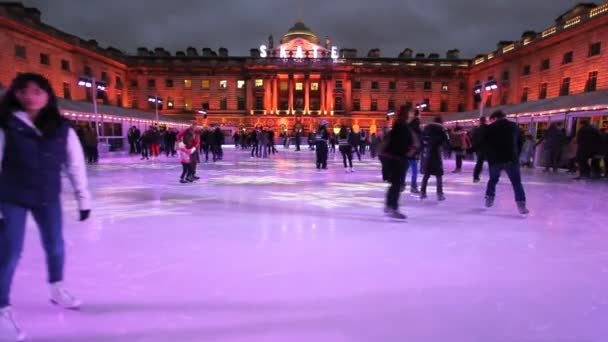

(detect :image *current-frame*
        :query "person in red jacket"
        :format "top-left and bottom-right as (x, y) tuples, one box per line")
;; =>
(177, 125), (200, 181)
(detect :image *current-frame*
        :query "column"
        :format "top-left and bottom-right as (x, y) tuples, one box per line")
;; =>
(304, 76), (310, 115)
(326, 78), (334, 114)
(246, 78), (254, 114)
(288, 75), (294, 115)
(264, 77), (271, 114)
(320, 78), (326, 114)
(344, 79), (352, 114)
(272, 77), (278, 114)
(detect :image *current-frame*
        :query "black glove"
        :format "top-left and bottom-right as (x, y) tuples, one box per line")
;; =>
(79, 210), (91, 222)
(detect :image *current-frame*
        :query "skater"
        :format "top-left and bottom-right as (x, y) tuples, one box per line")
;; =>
(83, 125), (98, 164)
(471, 116), (488, 182)
(140, 127), (153, 160)
(0, 73), (92, 341)
(213, 127), (224, 161)
(350, 128), (361, 161)
(338, 126), (354, 173)
(420, 116), (449, 201)
(450, 126), (470, 173)
(315, 121), (329, 169)
(574, 120), (602, 179)
(538, 122), (565, 173)
(178, 134), (196, 183)
(380, 105), (414, 219)
(294, 129), (301, 151)
(164, 128), (177, 157)
(519, 134), (536, 168)
(483, 110), (529, 214)
(405, 110), (422, 193)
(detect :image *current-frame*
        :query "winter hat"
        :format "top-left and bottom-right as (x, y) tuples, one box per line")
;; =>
(321, 120), (328, 126)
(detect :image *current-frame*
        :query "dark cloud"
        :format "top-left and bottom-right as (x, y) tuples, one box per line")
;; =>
(21, 0), (581, 58)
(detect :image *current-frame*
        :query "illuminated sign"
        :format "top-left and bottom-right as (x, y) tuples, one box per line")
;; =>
(260, 44), (339, 60)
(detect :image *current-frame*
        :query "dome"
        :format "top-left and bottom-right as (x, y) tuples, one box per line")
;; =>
(280, 21), (319, 44)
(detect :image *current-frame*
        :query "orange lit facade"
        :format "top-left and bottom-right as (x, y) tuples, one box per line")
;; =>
(1, 2), (608, 134)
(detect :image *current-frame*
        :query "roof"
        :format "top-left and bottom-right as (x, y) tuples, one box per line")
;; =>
(280, 21), (320, 44)
(443, 90), (608, 123)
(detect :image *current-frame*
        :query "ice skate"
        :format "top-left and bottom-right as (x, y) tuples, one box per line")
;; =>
(386, 209), (407, 220)
(485, 196), (495, 208)
(517, 201), (530, 215)
(50, 282), (82, 310)
(0, 307), (26, 342)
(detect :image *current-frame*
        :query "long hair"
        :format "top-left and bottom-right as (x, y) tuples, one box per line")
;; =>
(0, 73), (62, 136)
(339, 125), (348, 139)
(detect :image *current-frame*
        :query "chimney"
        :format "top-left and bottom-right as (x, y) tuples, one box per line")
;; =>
(202, 47), (214, 57)
(219, 47), (228, 57)
(186, 47), (198, 56)
(176, 51), (186, 57)
(446, 49), (460, 59)
(399, 48), (413, 58)
(428, 53), (440, 59)
(250, 48), (260, 57)
(497, 41), (514, 50)
(137, 47), (149, 56)
(415, 53), (426, 59)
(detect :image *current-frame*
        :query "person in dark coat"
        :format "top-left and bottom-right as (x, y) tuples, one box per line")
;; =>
(350, 129), (361, 161)
(164, 128), (177, 157)
(575, 120), (602, 179)
(471, 116), (488, 182)
(213, 127), (224, 161)
(405, 110), (422, 193)
(380, 105), (414, 219)
(140, 127), (154, 160)
(420, 116), (449, 201)
(601, 128), (608, 177)
(315, 121), (329, 169)
(483, 110), (529, 214)
(539, 122), (566, 173)
(294, 129), (301, 151)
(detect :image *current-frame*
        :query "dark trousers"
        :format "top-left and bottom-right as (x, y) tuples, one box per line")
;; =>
(316, 143), (328, 169)
(360, 143), (366, 156)
(86, 145), (98, 163)
(421, 174), (444, 195)
(353, 145), (361, 161)
(384, 158), (407, 210)
(141, 144), (150, 159)
(473, 152), (486, 180)
(0, 202), (64, 307)
(165, 141), (176, 157)
(546, 148), (562, 171)
(129, 141), (137, 154)
(251, 143), (260, 157)
(180, 162), (194, 179)
(339, 145), (353, 168)
(486, 162), (526, 202)
(455, 154), (464, 170)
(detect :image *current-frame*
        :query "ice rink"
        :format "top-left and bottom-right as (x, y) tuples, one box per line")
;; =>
(7, 148), (608, 342)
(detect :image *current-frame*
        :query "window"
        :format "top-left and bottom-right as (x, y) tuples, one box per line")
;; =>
(36, 52), (51, 68)
(388, 99), (395, 110)
(219, 80), (228, 89)
(501, 92), (508, 105)
(129, 80), (138, 88)
(539, 83), (548, 99)
(295, 82), (303, 91)
(389, 81), (396, 90)
(220, 97), (227, 110)
(560, 78), (570, 96)
(184, 79), (192, 89)
(589, 42), (601, 57)
(353, 98), (361, 111)
(184, 97), (192, 111)
(131, 98), (139, 109)
(441, 82), (449, 92)
(116, 93), (122, 107)
(371, 98), (378, 111)
(14, 45), (26, 58)
(335, 80), (343, 89)
(586, 71), (598, 92)
(147, 79), (156, 88)
(201, 79), (209, 89)
(440, 101), (448, 112)
(85, 87), (92, 101)
(457, 103), (465, 112)
(237, 80), (245, 89)
(84, 66), (92, 77)
(115, 76), (123, 89)
(371, 81), (379, 90)
(202, 101), (210, 110)
(353, 81), (361, 89)
(521, 87), (529, 103)
(334, 97), (343, 110)
(562, 51), (573, 64)
(310, 82), (319, 91)
(255, 96), (263, 110)
(61, 59), (70, 71)
(423, 81), (432, 90)
(165, 79), (174, 88)
(101, 72), (109, 82)
(237, 97), (246, 110)
(523, 65), (531, 76)
(255, 79), (264, 88)
(62, 82), (71, 100)
(541, 59), (550, 71)
(279, 81), (288, 91)
(459, 82), (466, 91)
(502, 70), (510, 81)
(167, 98), (174, 109)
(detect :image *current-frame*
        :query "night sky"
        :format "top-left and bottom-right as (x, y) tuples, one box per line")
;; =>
(20, 0), (583, 58)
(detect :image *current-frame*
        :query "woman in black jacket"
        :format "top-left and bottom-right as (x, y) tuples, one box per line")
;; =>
(338, 126), (354, 172)
(0, 73), (92, 340)
(380, 105), (414, 219)
(420, 116), (449, 201)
